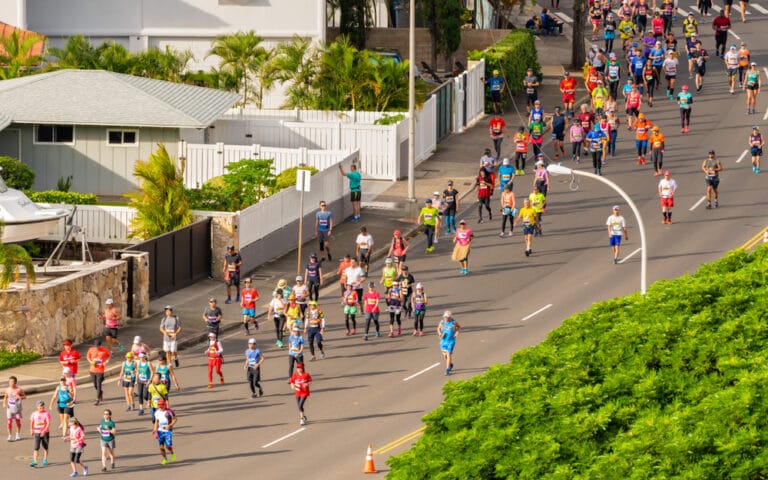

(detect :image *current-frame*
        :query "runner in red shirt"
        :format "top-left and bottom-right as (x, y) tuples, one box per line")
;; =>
(289, 363), (312, 426)
(559, 71), (578, 117)
(240, 278), (260, 335)
(488, 115), (506, 159)
(362, 282), (381, 340)
(205, 332), (224, 389)
(58, 340), (81, 397)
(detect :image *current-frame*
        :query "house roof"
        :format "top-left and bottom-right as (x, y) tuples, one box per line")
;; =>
(0, 22), (45, 59)
(0, 69), (241, 129)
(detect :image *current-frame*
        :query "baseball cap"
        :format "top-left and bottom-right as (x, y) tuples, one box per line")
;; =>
(248, 338), (257, 344)
(157, 399), (166, 407)
(563, 71), (570, 76)
(664, 170), (671, 176)
(125, 352), (134, 358)
(63, 340), (72, 346)
(164, 305), (173, 310)
(536, 160), (544, 166)
(209, 297), (217, 303)
(433, 191), (440, 196)
(36, 400), (45, 407)
(227, 245), (235, 250)
(310, 252), (318, 259)
(296, 275), (303, 281)
(459, 219), (467, 225)
(443, 310), (452, 318)
(502, 157), (510, 165)
(292, 325), (300, 332)
(612, 205), (620, 210)
(393, 230), (401, 236)
(385, 257), (393, 263)
(296, 363), (305, 369)
(447, 180), (454, 186)
(415, 282), (423, 289)
(369, 281), (375, 287)
(682, 85), (688, 90)
(138, 352), (146, 358)
(208, 332), (216, 338)
(105, 298), (114, 305)
(401, 265), (409, 270)
(133, 336), (141, 343)
(492, 69), (499, 75)
(425, 198), (432, 204)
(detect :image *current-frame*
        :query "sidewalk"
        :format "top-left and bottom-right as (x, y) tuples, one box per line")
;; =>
(0, 39), (575, 396)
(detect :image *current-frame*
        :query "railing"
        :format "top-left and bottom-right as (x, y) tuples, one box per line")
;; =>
(37, 205), (138, 244)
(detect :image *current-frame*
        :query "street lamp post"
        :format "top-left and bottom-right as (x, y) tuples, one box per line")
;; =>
(407, 0), (416, 203)
(546, 163), (648, 294)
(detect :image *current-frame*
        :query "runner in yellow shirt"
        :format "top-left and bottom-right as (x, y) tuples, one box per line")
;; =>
(514, 199), (538, 257)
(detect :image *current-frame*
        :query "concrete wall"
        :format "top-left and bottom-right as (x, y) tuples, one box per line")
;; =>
(7, 123), (179, 196)
(0, 258), (150, 355)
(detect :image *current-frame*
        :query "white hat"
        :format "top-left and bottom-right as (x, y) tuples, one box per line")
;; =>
(105, 298), (114, 305)
(248, 338), (257, 344)
(536, 160), (544, 166)
(133, 336), (141, 343)
(208, 332), (217, 338)
(502, 158), (510, 166)
(433, 191), (440, 196)
(443, 310), (452, 318)
(415, 282), (423, 289)
(295, 275), (303, 281)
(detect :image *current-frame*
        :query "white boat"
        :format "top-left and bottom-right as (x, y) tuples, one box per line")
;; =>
(0, 175), (69, 244)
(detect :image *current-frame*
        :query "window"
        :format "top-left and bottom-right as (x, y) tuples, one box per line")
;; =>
(106, 130), (138, 146)
(34, 125), (74, 144)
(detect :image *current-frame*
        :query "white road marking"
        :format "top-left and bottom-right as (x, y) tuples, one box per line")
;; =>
(521, 303), (553, 321)
(764, 107), (768, 121)
(403, 362), (440, 381)
(732, 4), (752, 14)
(752, 3), (768, 13)
(690, 196), (707, 211)
(618, 248), (641, 264)
(711, 5), (722, 11)
(554, 11), (574, 23)
(677, 7), (689, 15)
(736, 149), (749, 163)
(729, 30), (741, 40)
(262, 428), (306, 448)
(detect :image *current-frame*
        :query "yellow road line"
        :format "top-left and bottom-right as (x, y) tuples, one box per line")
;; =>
(740, 226), (768, 251)
(373, 426), (426, 455)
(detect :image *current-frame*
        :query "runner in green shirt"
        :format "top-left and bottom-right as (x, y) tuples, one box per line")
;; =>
(98, 409), (116, 472)
(339, 163), (362, 221)
(417, 199), (440, 253)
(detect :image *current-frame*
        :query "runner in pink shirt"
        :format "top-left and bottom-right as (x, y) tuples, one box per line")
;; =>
(451, 220), (474, 275)
(29, 401), (51, 467)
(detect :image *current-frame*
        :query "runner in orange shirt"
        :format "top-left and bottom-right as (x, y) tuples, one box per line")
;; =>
(632, 113), (653, 165)
(649, 126), (666, 176)
(86, 340), (111, 406)
(337, 254), (353, 296)
(513, 126), (531, 174)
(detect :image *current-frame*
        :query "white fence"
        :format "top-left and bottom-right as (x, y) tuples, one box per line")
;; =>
(178, 141), (358, 189)
(220, 107), (388, 125)
(38, 205), (138, 244)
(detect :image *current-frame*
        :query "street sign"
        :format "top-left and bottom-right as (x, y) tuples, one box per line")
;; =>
(296, 169), (311, 192)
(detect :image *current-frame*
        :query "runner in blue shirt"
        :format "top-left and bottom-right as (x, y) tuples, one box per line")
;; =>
(586, 127), (607, 175)
(676, 85), (693, 133)
(243, 338), (264, 398)
(287, 326), (305, 380)
(314, 201), (333, 262)
(437, 311), (461, 375)
(485, 70), (505, 114)
(497, 158), (516, 193)
(338, 163), (362, 221)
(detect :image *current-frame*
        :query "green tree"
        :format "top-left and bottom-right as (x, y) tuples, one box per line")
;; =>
(370, 57), (410, 111)
(125, 144), (192, 240)
(95, 41), (132, 73)
(417, 0), (465, 69)
(0, 30), (45, 79)
(187, 159), (276, 211)
(339, 0), (373, 49)
(271, 35), (318, 109)
(207, 31), (274, 107)
(0, 156), (35, 189)
(47, 35), (99, 70)
(314, 36), (375, 111)
(0, 223), (36, 289)
(130, 46), (193, 82)
(251, 48), (276, 109)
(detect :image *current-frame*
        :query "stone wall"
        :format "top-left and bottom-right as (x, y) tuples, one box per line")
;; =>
(0, 259), (149, 355)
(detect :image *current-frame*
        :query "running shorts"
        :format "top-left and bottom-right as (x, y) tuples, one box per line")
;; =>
(661, 197), (674, 208)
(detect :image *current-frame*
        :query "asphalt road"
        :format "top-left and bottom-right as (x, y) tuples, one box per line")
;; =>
(4, 28), (767, 480)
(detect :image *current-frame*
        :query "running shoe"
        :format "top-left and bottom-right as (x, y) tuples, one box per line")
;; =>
(375, 332), (381, 337)
(43, 459), (48, 466)
(445, 368), (450, 376)
(170, 453), (177, 462)
(161, 458), (168, 465)
(118, 344), (124, 352)
(174, 358), (179, 368)
(29, 461), (37, 467)
(220, 376), (225, 385)
(70, 473), (78, 477)
(83, 466), (88, 476)
(525, 249), (531, 257)
(138, 409), (145, 415)
(102, 467), (107, 473)
(507, 232), (513, 237)
(225, 298), (232, 304)
(321, 352), (326, 359)
(300, 417), (307, 426)
(388, 332), (394, 337)
(6, 435), (11, 441)
(363, 335), (368, 341)
(207, 383), (213, 389)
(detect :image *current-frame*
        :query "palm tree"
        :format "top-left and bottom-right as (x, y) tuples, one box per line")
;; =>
(251, 48), (276, 109)
(130, 46), (193, 82)
(207, 31), (269, 107)
(125, 144), (192, 240)
(96, 41), (132, 74)
(272, 35), (318, 109)
(370, 56), (410, 111)
(47, 35), (99, 70)
(0, 223), (36, 289)
(0, 30), (45, 79)
(315, 36), (375, 111)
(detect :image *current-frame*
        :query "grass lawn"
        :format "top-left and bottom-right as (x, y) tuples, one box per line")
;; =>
(0, 351), (40, 370)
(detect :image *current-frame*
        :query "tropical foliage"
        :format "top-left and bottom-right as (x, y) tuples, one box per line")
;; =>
(0, 350), (40, 369)
(125, 144), (192, 240)
(25, 190), (98, 205)
(187, 159), (277, 212)
(0, 30), (45, 79)
(388, 245), (768, 479)
(207, 31), (273, 108)
(0, 223), (36, 289)
(0, 156), (35, 189)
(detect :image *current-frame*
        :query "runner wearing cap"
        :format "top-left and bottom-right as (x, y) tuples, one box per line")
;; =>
(99, 298), (123, 352)
(386, 281), (403, 336)
(529, 115), (545, 160)
(442, 181), (459, 235)
(658, 170), (678, 224)
(606, 205), (628, 264)
(586, 121), (608, 174)
(147, 372), (169, 422)
(485, 69), (505, 114)
(606, 53), (621, 100)
(604, 12), (617, 52)
(86, 339), (110, 406)
(68, 417), (88, 476)
(135, 351), (153, 415)
(690, 40), (709, 92)
(159, 306), (182, 366)
(489, 113), (506, 159)
(749, 126), (763, 173)
(550, 106), (567, 160)
(514, 198), (538, 257)
(289, 363), (312, 426)
(49, 375), (75, 439)
(533, 159), (550, 198)
(677, 84), (694, 133)
(29, 400), (50, 467)
(355, 226), (374, 272)
(292, 275), (309, 319)
(397, 265), (415, 319)
(4, 375), (26, 441)
(287, 325), (305, 379)
(497, 158), (516, 196)
(418, 198), (440, 252)
(131, 335), (151, 360)
(203, 298), (223, 337)
(743, 62), (761, 115)
(649, 125), (666, 176)
(304, 301), (326, 359)
(559, 71), (578, 117)
(304, 252), (323, 302)
(513, 126), (531, 174)
(267, 290), (287, 348)
(500, 184), (517, 238)
(452, 220), (474, 275)
(592, 79), (609, 115)
(244, 338), (264, 398)
(116, 352), (136, 411)
(737, 42), (751, 87)
(315, 200), (334, 262)
(411, 283), (428, 336)
(152, 398), (177, 465)
(724, 45), (739, 94)
(223, 245), (242, 304)
(240, 278), (260, 335)
(529, 185), (547, 237)
(58, 340), (81, 398)
(438, 311), (461, 375)
(363, 282), (382, 340)
(702, 150), (723, 209)
(523, 68), (540, 114)
(661, 49), (678, 99)
(642, 58), (658, 107)
(342, 283), (359, 335)
(475, 168), (493, 224)
(205, 332), (224, 389)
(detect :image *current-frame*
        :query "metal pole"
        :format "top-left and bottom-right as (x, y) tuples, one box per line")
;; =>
(407, 0), (416, 202)
(297, 188), (304, 275)
(547, 165), (647, 294)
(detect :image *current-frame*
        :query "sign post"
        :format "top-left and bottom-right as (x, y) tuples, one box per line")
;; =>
(296, 168), (311, 275)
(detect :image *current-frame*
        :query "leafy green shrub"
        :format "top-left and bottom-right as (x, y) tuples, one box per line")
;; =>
(0, 156), (35, 189)
(188, 159), (276, 212)
(0, 351), (40, 369)
(374, 113), (406, 126)
(468, 30), (539, 110)
(26, 190), (98, 205)
(388, 245), (768, 479)
(273, 166), (319, 192)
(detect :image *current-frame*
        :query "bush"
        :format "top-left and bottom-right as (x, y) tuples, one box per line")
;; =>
(26, 190), (99, 205)
(0, 156), (35, 189)
(273, 166), (319, 192)
(0, 351), (40, 370)
(468, 30), (539, 104)
(388, 245), (768, 479)
(187, 159), (276, 211)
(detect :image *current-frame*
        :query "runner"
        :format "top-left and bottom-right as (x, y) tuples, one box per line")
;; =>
(116, 352), (136, 411)
(98, 409), (116, 472)
(267, 290), (287, 348)
(514, 198), (538, 257)
(660, 0), (675, 33)
(205, 332), (224, 388)
(203, 297), (223, 337)
(417, 198), (440, 252)
(533, 158), (550, 198)
(606, 53), (621, 100)
(604, 12), (617, 52)
(289, 363), (312, 426)
(682, 12), (699, 40)
(240, 278), (259, 335)
(724, 44), (739, 94)
(749, 125), (764, 173)
(159, 306), (182, 366)
(411, 283), (428, 336)
(625, 83), (642, 130)
(691, 40), (710, 91)
(513, 126), (531, 174)
(523, 68), (540, 114)
(442, 181), (459, 235)
(134, 352), (153, 415)
(488, 113), (506, 159)
(223, 245), (242, 304)
(497, 158), (516, 196)
(550, 106), (568, 161)
(337, 254), (353, 296)
(152, 399), (177, 465)
(569, 119), (585, 163)
(529, 116), (545, 159)
(649, 125), (666, 176)
(738, 0), (748, 22)
(314, 200), (333, 261)
(292, 275), (309, 319)
(683, 32), (698, 79)
(86, 339), (110, 406)
(529, 184), (547, 236)
(338, 163), (362, 221)
(737, 42), (751, 87)
(4, 375), (25, 441)
(559, 71), (578, 117)
(592, 80), (609, 115)
(287, 325), (305, 379)
(485, 69), (505, 114)
(702, 150), (723, 209)
(437, 311), (461, 376)
(658, 170), (678, 224)
(68, 417), (88, 477)
(385, 283), (403, 336)
(99, 298), (123, 352)
(677, 84), (693, 133)
(49, 376), (75, 439)
(154, 353), (180, 393)
(355, 226), (374, 272)
(743, 62), (761, 115)
(286, 294), (301, 333)
(244, 338), (264, 398)
(147, 372), (169, 422)
(651, 11), (665, 40)
(342, 283), (358, 336)
(586, 122), (608, 174)
(661, 50), (678, 99)
(397, 265), (415, 320)
(304, 252), (323, 302)
(29, 400), (50, 468)
(475, 168), (493, 223)
(130, 335), (151, 359)
(304, 301), (326, 359)
(590, 1), (603, 40)
(500, 184), (517, 238)
(451, 220), (474, 275)
(529, 99), (545, 125)
(58, 340), (81, 399)
(711, 11), (730, 58)
(387, 230), (410, 273)
(606, 205), (629, 264)
(618, 13), (636, 46)
(633, 112), (653, 166)
(363, 282), (382, 340)
(605, 108), (620, 157)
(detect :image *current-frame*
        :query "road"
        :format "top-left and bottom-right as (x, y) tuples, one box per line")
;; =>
(4, 28), (767, 480)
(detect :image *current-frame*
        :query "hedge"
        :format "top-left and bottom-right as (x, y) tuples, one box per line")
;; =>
(468, 29), (540, 100)
(388, 245), (768, 479)
(0, 156), (35, 190)
(26, 190), (99, 205)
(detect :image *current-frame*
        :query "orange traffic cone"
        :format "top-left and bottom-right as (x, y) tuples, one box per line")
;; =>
(363, 444), (378, 474)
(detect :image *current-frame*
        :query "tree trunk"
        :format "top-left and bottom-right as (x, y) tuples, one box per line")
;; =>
(571, 0), (586, 70)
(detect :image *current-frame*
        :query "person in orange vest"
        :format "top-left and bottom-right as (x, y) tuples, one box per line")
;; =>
(513, 126), (530, 175)
(649, 125), (666, 176)
(204, 332), (224, 389)
(632, 113), (653, 165)
(737, 42), (751, 88)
